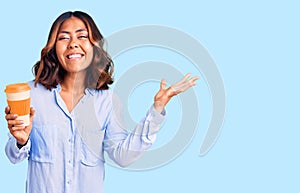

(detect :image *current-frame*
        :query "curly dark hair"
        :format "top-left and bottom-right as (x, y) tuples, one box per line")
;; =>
(33, 11), (114, 90)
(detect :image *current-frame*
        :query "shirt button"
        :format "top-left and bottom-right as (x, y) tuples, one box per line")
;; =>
(67, 180), (71, 184)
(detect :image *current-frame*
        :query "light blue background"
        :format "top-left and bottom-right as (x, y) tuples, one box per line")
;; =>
(1, 0), (299, 192)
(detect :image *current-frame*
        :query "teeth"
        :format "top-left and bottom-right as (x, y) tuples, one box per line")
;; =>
(68, 54), (82, 59)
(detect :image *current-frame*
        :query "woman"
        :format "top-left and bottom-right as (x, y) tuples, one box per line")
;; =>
(5, 11), (198, 193)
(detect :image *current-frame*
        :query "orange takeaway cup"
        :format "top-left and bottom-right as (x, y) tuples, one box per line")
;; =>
(5, 83), (31, 126)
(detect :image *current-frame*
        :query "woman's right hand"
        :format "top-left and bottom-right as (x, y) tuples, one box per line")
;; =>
(5, 106), (35, 146)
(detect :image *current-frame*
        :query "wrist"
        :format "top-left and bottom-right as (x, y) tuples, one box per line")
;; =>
(154, 101), (165, 114)
(17, 138), (29, 149)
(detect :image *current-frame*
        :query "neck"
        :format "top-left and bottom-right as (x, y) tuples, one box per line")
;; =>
(60, 72), (86, 95)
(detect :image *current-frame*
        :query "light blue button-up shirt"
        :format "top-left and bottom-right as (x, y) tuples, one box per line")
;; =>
(5, 81), (165, 193)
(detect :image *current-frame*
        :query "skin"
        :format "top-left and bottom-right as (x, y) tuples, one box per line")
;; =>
(5, 17), (198, 146)
(154, 73), (198, 113)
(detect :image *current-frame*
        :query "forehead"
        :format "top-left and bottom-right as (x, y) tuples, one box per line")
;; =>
(59, 17), (87, 32)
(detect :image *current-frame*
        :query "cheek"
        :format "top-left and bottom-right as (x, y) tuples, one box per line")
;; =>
(85, 44), (94, 62)
(55, 44), (67, 63)
(55, 44), (63, 58)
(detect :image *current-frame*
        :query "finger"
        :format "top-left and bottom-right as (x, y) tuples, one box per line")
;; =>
(5, 113), (18, 121)
(29, 107), (35, 118)
(174, 75), (198, 89)
(176, 73), (191, 85)
(5, 106), (10, 114)
(173, 84), (190, 93)
(172, 73), (192, 89)
(173, 79), (197, 93)
(189, 76), (199, 85)
(30, 107), (35, 115)
(160, 79), (167, 90)
(8, 119), (24, 126)
(168, 86), (179, 96)
(10, 126), (26, 132)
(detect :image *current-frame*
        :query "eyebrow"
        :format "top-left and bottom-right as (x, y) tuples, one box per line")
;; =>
(58, 29), (88, 34)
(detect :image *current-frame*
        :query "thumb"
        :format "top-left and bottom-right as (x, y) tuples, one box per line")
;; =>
(160, 79), (167, 90)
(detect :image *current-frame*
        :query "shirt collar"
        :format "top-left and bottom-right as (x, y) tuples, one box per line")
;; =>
(54, 83), (96, 96)
(85, 88), (95, 96)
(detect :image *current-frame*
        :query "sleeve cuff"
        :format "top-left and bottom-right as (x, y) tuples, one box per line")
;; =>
(12, 138), (31, 154)
(146, 104), (166, 127)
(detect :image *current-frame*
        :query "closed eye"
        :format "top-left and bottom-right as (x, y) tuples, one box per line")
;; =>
(78, 35), (88, 39)
(58, 36), (69, 41)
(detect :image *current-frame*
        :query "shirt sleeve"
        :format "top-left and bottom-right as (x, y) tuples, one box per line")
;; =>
(103, 93), (166, 167)
(5, 133), (31, 164)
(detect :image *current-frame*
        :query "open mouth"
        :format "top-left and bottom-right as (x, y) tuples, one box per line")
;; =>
(66, 53), (84, 59)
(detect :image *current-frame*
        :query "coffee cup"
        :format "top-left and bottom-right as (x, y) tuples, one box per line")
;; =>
(5, 83), (31, 126)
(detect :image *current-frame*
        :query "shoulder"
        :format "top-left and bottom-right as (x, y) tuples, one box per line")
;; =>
(89, 89), (122, 109)
(28, 81), (49, 92)
(27, 80), (54, 98)
(88, 88), (115, 101)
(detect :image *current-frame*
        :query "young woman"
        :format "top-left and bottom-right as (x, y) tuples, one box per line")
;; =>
(5, 11), (198, 193)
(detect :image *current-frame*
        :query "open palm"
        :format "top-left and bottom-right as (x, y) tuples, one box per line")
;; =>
(154, 73), (198, 112)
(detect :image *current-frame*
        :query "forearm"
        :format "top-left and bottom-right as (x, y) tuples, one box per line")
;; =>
(104, 105), (166, 167)
(154, 101), (165, 114)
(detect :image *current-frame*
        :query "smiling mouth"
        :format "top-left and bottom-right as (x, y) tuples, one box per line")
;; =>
(66, 53), (84, 59)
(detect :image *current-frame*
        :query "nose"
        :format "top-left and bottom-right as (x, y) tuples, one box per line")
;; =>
(68, 40), (79, 49)
(69, 43), (78, 49)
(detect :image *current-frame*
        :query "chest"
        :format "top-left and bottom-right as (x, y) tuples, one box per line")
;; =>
(29, 89), (109, 163)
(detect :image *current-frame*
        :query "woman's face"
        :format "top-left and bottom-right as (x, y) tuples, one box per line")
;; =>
(55, 17), (94, 74)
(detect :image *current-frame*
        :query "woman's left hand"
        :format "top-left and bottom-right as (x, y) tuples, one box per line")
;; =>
(154, 73), (199, 113)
